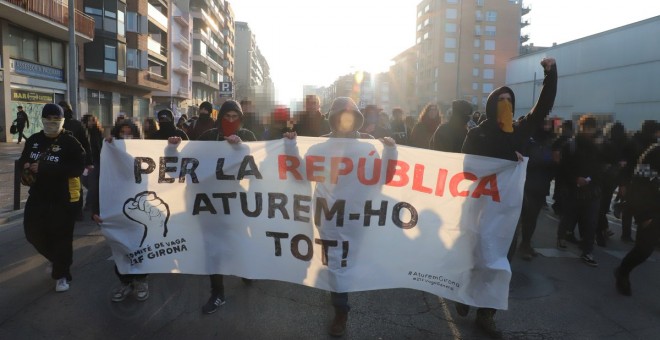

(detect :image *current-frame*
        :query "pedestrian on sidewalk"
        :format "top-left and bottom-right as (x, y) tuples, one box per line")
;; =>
(614, 143), (660, 296)
(458, 57), (557, 339)
(15, 105), (29, 144)
(19, 103), (86, 292)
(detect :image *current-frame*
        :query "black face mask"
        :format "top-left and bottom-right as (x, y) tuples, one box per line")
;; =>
(159, 121), (175, 130)
(199, 113), (210, 120)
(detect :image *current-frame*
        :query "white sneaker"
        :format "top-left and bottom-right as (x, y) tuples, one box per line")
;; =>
(55, 278), (70, 292)
(134, 280), (149, 301)
(111, 283), (133, 302)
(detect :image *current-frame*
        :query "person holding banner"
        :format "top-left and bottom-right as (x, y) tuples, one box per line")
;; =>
(284, 96), (396, 337)
(19, 103), (86, 292)
(198, 99), (257, 314)
(458, 57), (557, 339)
(152, 109), (189, 141)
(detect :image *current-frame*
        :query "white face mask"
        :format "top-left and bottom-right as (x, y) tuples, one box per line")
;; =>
(42, 118), (64, 137)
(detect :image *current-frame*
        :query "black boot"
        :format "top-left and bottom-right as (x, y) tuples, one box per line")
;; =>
(329, 308), (348, 337)
(614, 267), (631, 296)
(476, 308), (502, 339)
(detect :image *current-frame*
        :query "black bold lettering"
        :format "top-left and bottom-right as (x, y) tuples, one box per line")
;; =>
(179, 158), (200, 183)
(293, 195), (312, 223)
(212, 193), (237, 214)
(291, 234), (313, 261)
(240, 192), (263, 217)
(314, 239), (338, 266)
(237, 155), (263, 179)
(268, 193), (290, 219)
(266, 232), (289, 256)
(134, 157), (156, 183)
(314, 197), (345, 227)
(216, 158), (235, 180)
(364, 200), (388, 226)
(392, 202), (418, 229)
(159, 157), (178, 183)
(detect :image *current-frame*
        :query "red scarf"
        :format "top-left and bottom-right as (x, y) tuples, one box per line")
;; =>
(221, 119), (241, 137)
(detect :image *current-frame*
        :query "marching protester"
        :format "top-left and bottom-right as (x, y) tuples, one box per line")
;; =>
(142, 117), (159, 140)
(596, 122), (628, 246)
(152, 109), (189, 140)
(555, 115), (603, 267)
(518, 119), (557, 260)
(389, 107), (408, 144)
(19, 103), (86, 292)
(284, 96), (396, 337)
(458, 57), (557, 338)
(14, 105), (30, 144)
(262, 106), (293, 140)
(550, 120), (574, 216)
(198, 99), (257, 314)
(81, 114), (104, 211)
(614, 142), (660, 296)
(409, 103), (442, 149)
(294, 94), (330, 137)
(430, 99), (472, 152)
(359, 104), (391, 139)
(185, 101), (216, 140)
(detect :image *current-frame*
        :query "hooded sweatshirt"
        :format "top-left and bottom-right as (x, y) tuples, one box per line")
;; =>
(322, 97), (373, 140)
(461, 64), (557, 161)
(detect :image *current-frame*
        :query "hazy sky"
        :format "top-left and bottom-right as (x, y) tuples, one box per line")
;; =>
(229, 0), (660, 103)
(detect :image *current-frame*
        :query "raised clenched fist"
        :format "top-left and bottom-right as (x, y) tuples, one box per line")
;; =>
(123, 191), (170, 247)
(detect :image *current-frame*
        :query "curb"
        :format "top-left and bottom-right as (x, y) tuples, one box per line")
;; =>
(0, 208), (24, 226)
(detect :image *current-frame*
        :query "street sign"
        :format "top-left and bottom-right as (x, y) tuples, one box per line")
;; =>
(219, 81), (233, 97)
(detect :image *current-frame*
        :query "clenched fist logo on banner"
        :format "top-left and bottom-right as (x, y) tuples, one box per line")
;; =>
(123, 191), (171, 247)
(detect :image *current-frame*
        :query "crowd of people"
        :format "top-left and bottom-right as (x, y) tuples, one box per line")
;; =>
(15, 56), (660, 338)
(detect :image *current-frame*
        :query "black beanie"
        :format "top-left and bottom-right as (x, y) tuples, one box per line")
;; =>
(219, 100), (243, 118)
(157, 109), (174, 122)
(199, 101), (213, 113)
(42, 103), (64, 118)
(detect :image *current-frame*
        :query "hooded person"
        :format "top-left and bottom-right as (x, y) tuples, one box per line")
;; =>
(431, 99), (473, 152)
(18, 103), (86, 293)
(457, 57), (557, 338)
(322, 97), (370, 139)
(198, 100), (257, 142)
(186, 101), (216, 140)
(151, 109), (188, 140)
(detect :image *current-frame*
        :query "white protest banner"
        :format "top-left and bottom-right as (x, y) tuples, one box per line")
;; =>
(100, 137), (527, 309)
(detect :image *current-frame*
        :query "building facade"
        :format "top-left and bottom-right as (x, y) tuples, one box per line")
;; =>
(506, 16), (660, 130)
(388, 46), (418, 115)
(152, 0), (192, 117)
(234, 21), (273, 118)
(415, 0), (522, 113)
(0, 0), (94, 142)
(190, 0), (234, 111)
(79, 0), (171, 129)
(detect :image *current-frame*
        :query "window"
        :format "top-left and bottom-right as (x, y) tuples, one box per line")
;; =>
(475, 25), (482, 36)
(472, 82), (479, 90)
(423, 32), (429, 40)
(484, 54), (495, 64)
(471, 96), (478, 105)
(417, 37), (422, 44)
(475, 10), (482, 21)
(435, 67), (439, 78)
(22, 32), (37, 61)
(127, 48), (138, 68)
(473, 53), (480, 62)
(117, 42), (126, 77)
(445, 23), (457, 33)
(51, 42), (63, 68)
(417, 24), (422, 31)
(483, 68), (494, 79)
(446, 8), (457, 19)
(447, 0), (458, 3)
(484, 40), (495, 50)
(472, 68), (479, 77)
(417, 10), (422, 18)
(477, 0), (484, 6)
(424, 18), (430, 26)
(474, 39), (480, 48)
(126, 12), (137, 32)
(104, 44), (117, 74)
(445, 37), (456, 48)
(485, 25), (496, 36)
(424, 4), (430, 12)
(486, 11), (497, 22)
(117, 5), (126, 36)
(444, 52), (456, 63)
(85, 6), (103, 30)
(38, 38), (52, 65)
(483, 83), (493, 93)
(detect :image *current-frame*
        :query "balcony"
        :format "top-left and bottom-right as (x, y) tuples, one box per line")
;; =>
(1, 0), (94, 41)
(147, 3), (168, 31)
(521, 20), (530, 28)
(173, 62), (189, 75)
(174, 15), (189, 28)
(174, 33), (190, 50)
(522, 5), (531, 16)
(520, 34), (530, 43)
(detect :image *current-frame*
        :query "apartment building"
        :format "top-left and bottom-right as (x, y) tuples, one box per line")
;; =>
(79, 0), (170, 128)
(190, 0), (234, 109)
(415, 0), (523, 112)
(234, 21), (274, 117)
(0, 0), (94, 141)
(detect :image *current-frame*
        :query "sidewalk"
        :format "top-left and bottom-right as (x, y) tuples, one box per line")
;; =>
(0, 142), (27, 227)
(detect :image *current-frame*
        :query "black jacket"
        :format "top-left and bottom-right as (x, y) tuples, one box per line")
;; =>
(198, 127), (257, 142)
(16, 110), (29, 128)
(431, 118), (468, 153)
(151, 123), (189, 140)
(557, 134), (604, 197)
(462, 64), (557, 161)
(627, 143), (660, 223)
(19, 130), (86, 203)
(64, 118), (93, 166)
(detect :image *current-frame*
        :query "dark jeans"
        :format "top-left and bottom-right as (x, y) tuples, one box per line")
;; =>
(597, 183), (617, 233)
(557, 190), (600, 254)
(210, 274), (225, 299)
(17, 127), (26, 143)
(24, 198), (76, 280)
(621, 204), (633, 239)
(520, 191), (546, 245)
(619, 217), (660, 276)
(331, 292), (350, 313)
(114, 265), (147, 285)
